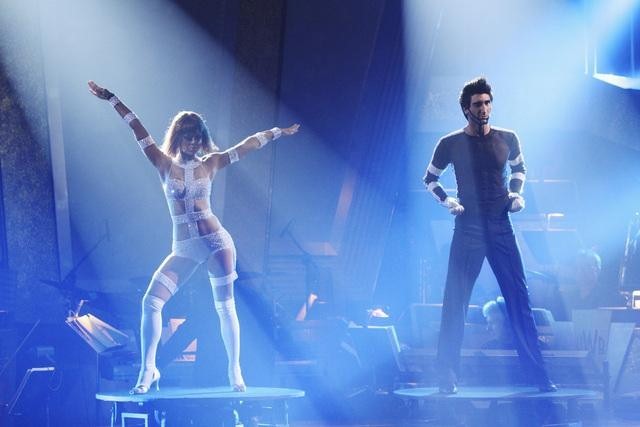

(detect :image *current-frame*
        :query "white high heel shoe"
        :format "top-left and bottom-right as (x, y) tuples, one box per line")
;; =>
(129, 367), (161, 395)
(229, 365), (246, 392)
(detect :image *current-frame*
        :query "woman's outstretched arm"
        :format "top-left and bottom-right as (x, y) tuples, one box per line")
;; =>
(88, 81), (170, 175)
(206, 123), (300, 170)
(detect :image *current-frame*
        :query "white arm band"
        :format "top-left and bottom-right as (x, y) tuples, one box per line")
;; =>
(255, 132), (270, 148)
(270, 127), (282, 140)
(123, 112), (138, 124)
(108, 96), (121, 107)
(228, 148), (239, 164)
(137, 135), (155, 150)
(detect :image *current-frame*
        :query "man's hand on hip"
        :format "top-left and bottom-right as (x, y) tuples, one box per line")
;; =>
(443, 197), (465, 216)
(508, 192), (525, 213)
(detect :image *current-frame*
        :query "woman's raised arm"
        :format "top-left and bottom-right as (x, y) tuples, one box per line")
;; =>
(88, 81), (170, 174)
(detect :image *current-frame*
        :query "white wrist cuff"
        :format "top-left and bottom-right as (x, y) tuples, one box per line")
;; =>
(270, 127), (282, 140)
(137, 135), (155, 150)
(123, 112), (138, 124)
(108, 96), (121, 107)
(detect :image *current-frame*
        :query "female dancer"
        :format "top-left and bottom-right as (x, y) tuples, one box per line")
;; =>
(88, 80), (299, 394)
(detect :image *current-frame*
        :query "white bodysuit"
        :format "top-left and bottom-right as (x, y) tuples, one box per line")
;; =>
(163, 159), (236, 265)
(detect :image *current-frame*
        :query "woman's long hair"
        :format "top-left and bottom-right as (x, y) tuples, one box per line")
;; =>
(161, 111), (218, 157)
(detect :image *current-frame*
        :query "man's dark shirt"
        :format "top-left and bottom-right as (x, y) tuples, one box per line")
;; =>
(424, 127), (526, 218)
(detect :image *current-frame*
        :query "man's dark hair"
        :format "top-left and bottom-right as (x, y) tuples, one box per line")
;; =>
(459, 77), (493, 116)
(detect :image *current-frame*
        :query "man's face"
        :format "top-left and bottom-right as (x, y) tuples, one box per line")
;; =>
(465, 93), (492, 123)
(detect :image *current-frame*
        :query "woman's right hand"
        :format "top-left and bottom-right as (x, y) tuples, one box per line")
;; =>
(88, 80), (114, 101)
(281, 123), (300, 136)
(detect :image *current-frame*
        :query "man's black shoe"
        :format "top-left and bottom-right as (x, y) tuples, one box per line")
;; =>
(537, 380), (558, 393)
(438, 382), (458, 394)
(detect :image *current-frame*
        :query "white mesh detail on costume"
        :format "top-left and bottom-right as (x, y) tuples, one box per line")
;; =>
(172, 210), (214, 225)
(184, 166), (199, 238)
(163, 160), (214, 240)
(152, 271), (178, 295)
(255, 132), (269, 148)
(270, 127), (282, 140)
(164, 164), (211, 201)
(137, 136), (155, 150)
(228, 148), (239, 164)
(172, 228), (236, 264)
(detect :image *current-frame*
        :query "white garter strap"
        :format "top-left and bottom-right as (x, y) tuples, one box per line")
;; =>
(152, 271), (178, 295)
(209, 271), (238, 287)
(137, 135), (155, 150)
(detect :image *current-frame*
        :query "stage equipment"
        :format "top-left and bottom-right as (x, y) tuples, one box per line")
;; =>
(5, 366), (56, 426)
(96, 386), (304, 427)
(394, 385), (600, 426)
(65, 300), (129, 354)
(613, 326), (640, 396)
(409, 303), (488, 349)
(40, 222), (110, 316)
(633, 291), (640, 310)
(348, 325), (404, 391)
(350, 325), (402, 368)
(280, 218), (334, 321)
(619, 212), (640, 292)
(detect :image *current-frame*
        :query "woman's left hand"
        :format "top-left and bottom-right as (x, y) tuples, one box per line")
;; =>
(281, 124), (300, 136)
(87, 80), (114, 100)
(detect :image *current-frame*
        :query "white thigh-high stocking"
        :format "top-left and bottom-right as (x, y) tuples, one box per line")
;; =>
(131, 293), (166, 394)
(210, 272), (244, 391)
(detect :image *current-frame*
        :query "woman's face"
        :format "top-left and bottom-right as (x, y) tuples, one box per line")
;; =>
(177, 125), (203, 157)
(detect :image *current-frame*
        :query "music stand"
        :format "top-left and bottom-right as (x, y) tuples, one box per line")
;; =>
(65, 306), (130, 425)
(65, 299), (129, 354)
(6, 366), (56, 426)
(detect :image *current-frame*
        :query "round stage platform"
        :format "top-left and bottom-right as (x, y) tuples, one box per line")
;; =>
(96, 386), (304, 403)
(394, 386), (600, 401)
(394, 386), (602, 426)
(96, 386), (305, 427)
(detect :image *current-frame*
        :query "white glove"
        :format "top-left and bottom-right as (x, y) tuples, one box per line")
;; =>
(442, 197), (465, 216)
(508, 192), (525, 213)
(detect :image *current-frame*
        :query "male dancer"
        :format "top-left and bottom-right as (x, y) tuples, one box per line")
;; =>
(423, 77), (556, 394)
